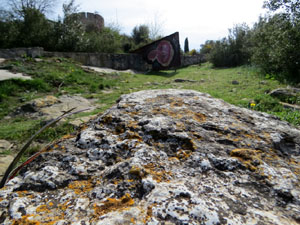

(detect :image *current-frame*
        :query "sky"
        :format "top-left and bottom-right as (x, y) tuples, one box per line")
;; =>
(54, 0), (268, 50)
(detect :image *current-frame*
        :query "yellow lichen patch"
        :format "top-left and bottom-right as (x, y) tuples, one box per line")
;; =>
(128, 111), (140, 117)
(192, 112), (206, 123)
(175, 149), (192, 160)
(101, 115), (113, 124)
(58, 201), (70, 211)
(129, 166), (146, 178)
(230, 148), (263, 171)
(41, 216), (64, 225)
(61, 134), (75, 140)
(68, 180), (94, 195)
(93, 193), (135, 217)
(142, 203), (156, 224)
(15, 190), (28, 197)
(168, 157), (180, 162)
(170, 98), (184, 108)
(288, 158), (300, 177)
(125, 131), (142, 141)
(115, 124), (126, 134)
(113, 179), (121, 185)
(176, 122), (186, 130)
(130, 217), (136, 224)
(144, 163), (172, 183)
(36, 205), (51, 214)
(127, 120), (139, 130)
(12, 215), (40, 225)
(152, 107), (182, 119)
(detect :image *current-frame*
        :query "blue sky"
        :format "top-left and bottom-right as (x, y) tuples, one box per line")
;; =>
(54, 0), (267, 49)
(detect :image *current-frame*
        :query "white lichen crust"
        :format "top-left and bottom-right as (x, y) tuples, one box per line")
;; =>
(0, 89), (299, 224)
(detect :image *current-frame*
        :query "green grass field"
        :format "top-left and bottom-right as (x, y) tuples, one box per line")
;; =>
(0, 57), (299, 160)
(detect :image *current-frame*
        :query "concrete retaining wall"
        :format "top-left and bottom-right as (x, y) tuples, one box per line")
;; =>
(0, 47), (43, 58)
(0, 48), (203, 71)
(181, 55), (204, 67)
(44, 51), (150, 71)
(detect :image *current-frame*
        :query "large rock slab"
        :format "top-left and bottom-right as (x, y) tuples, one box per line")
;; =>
(14, 95), (96, 121)
(0, 89), (299, 224)
(0, 70), (32, 81)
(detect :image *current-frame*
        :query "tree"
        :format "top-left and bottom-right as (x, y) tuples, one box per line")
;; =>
(263, 0), (300, 21)
(251, 14), (300, 82)
(184, 37), (189, 53)
(147, 12), (165, 40)
(6, 0), (57, 19)
(208, 24), (252, 68)
(200, 40), (215, 62)
(17, 7), (51, 47)
(53, 0), (83, 51)
(132, 24), (150, 46)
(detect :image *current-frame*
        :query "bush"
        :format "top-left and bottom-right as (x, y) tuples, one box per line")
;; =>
(251, 14), (300, 82)
(79, 28), (123, 53)
(208, 24), (251, 67)
(132, 24), (150, 46)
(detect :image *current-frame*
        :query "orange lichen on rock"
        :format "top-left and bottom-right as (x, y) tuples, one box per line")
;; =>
(230, 148), (263, 171)
(12, 215), (40, 225)
(144, 163), (172, 183)
(93, 193), (135, 217)
(192, 112), (206, 123)
(289, 158), (300, 177)
(61, 134), (75, 140)
(15, 190), (28, 197)
(68, 180), (93, 194)
(124, 131), (142, 141)
(129, 165), (146, 178)
(58, 201), (70, 211)
(152, 106), (206, 124)
(127, 120), (139, 130)
(152, 107), (182, 119)
(101, 114), (113, 124)
(170, 97), (184, 107)
(175, 149), (192, 160)
(130, 217), (136, 224)
(142, 203), (157, 224)
(36, 205), (51, 214)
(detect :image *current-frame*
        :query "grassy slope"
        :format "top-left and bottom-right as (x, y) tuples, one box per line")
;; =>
(0, 58), (299, 158)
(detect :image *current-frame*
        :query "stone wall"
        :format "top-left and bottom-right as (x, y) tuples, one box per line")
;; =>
(181, 54), (204, 67)
(43, 51), (150, 71)
(0, 47), (203, 71)
(0, 47), (43, 58)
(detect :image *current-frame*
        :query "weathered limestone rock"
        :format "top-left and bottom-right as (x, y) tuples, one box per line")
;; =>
(0, 140), (12, 152)
(1, 89), (299, 224)
(270, 87), (300, 101)
(14, 95), (96, 121)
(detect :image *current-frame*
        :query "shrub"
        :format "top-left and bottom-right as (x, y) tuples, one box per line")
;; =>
(208, 24), (252, 67)
(251, 14), (300, 82)
(189, 49), (197, 56)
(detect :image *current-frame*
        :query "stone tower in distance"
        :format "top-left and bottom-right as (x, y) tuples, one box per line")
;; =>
(77, 12), (104, 32)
